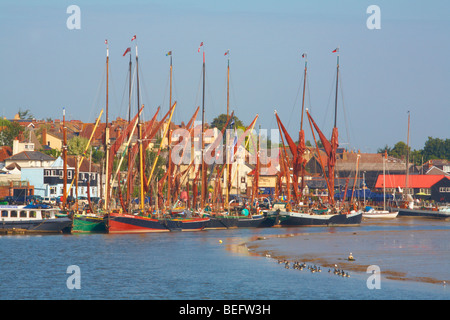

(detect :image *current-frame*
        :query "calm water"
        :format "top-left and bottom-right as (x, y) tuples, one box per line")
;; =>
(1, 217), (449, 301)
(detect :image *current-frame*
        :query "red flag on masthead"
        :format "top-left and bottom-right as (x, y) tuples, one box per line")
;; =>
(123, 47), (131, 56)
(198, 42), (204, 53)
(131, 35), (136, 41)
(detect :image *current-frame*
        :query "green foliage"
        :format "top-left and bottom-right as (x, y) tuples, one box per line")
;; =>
(18, 109), (34, 120)
(40, 148), (61, 159)
(423, 136), (450, 161)
(391, 141), (409, 159)
(67, 136), (89, 155)
(378, 136), (449, 164)
(0, 119), (24, 147)
(91, 148), (104, 164)
(210, 113), (244, 131)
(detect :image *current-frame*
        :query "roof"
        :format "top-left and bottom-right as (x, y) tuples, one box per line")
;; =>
(336, 152), (407, 172)
(0, 146), (13, 162)
(6, 151), (55, 162)
(426, 166), (450, 176)
(374, 174), (449, 189)
(3, 162), (21, 171)
(66, 155), (100, 173)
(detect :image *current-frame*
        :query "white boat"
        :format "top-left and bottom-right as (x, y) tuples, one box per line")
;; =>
(439, 206), (450, 214)
(363, 207), (398, 219)
(362, 151), (398, 219)
(0, 204), (72, 234)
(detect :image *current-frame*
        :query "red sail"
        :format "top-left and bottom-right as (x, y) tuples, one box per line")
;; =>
(306, 110), (339, 204)
(108, 105), (144, 182)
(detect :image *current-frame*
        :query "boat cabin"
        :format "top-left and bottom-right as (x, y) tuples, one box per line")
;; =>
(0, 205), (57, 221)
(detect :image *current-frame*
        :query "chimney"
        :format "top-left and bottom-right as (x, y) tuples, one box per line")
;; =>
(13, 138), (19, 155)
(42, 128), (47, 147)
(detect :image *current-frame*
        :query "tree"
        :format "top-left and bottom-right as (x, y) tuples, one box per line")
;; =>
(0, 119), (24, 147)
(18, 109), (34, 120)
(377, 136), (450, 165)
(423, 136), (450, 161)
(91, 148), (104, 164)
(390, 141), (409, 160)
(377, 144), (391, 155)
(67, 136), (89, 155)
(210, 114), (244, 131)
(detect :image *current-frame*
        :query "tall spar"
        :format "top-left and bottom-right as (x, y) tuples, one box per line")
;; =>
(198, 42), (207, 210)
(104, 39), (110, 211)
(225, 49), (230, 211)
(167, 51), (173, 208)
(132, 35), (145, 213)
(62, 107), (67, 209)
(298, 53), (308, 200)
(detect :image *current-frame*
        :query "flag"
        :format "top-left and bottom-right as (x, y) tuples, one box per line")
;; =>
(123, 47), (131, 56)
(332, 47), (339, 53)
(224, 49), (229, 56)
(302, 53), (306, 58)
(198, 42), (203, 53)
(131, 35), (136, 41)
(166, 51), (172, 56)
(105, 39), (108, 45)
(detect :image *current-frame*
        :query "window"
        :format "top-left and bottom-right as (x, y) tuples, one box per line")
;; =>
(419, 188), (431, 195)
(68, 170), (72, 179)
(10, 211), (17, 218)
(59, 170), (63, 179)
(50, 187), (56, 195)
(439, 187), (450, 193)
(1, 211), (8, 218)
(20, 211), (27, 218)
(51, 170), (56, 176)
(29, 211), (36, 218)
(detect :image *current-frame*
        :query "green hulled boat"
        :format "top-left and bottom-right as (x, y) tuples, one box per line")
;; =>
(72, 214), (107, 233)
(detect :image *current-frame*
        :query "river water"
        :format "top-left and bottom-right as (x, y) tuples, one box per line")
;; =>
(1, 216), (449, 304)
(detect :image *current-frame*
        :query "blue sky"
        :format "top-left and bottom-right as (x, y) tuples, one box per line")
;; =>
(0, 0), (449, 153)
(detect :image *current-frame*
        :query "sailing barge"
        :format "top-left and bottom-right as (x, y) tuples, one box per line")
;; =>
(268, 49), (363, 227)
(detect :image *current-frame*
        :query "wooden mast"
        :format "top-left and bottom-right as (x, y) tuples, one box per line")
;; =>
(225, 50), (230, 211)
(404, 111), (410, 201)
(104, 41), (110, 211)
(62, 107), (67, 209)
(127, 46), (132, 209)
(329, 47), (340, 205)
(135, 37), (145, 213)
(200, 46), (207, 209)
(299, 53), (308, 201)
(226, 51), (230, 118)
(167, 52), (173, 209)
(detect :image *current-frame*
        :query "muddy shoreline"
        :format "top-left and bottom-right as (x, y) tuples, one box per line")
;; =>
(242, 228), (450, 285)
